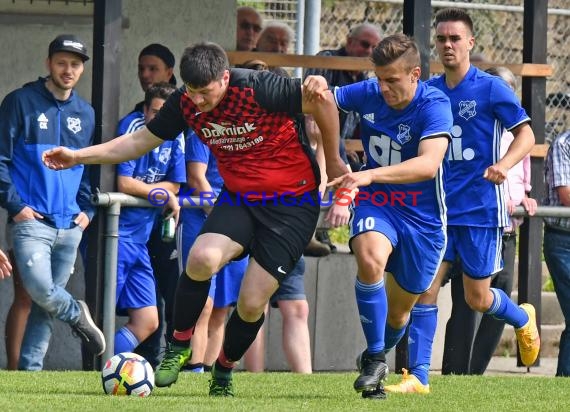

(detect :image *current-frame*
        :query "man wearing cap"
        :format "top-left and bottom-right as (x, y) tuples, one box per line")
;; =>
(0, 34), (106, 370)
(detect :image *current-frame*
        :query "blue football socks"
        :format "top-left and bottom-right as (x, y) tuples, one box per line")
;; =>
(355, 277), (387, 354)
(408, 304), (438, 385)
(385, 321), (409, 353)
(114, 326), (139, 354)
(485, 287), (528, 328)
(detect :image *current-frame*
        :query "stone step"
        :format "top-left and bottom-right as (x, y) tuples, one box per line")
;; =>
(497, 291), (563, 358)
(511, 291), (563, 325)
(497, 323), (563, 358)
(512, 260), (550, 288)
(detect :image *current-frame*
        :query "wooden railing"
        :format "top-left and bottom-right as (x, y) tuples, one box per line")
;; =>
(227, 51), (552, 158)
(227, 51), (553, 77)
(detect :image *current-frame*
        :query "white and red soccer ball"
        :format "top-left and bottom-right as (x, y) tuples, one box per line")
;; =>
(101, 352), (154, 397)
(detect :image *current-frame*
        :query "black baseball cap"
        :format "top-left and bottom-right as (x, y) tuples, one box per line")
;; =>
(48, 34), (89, 62)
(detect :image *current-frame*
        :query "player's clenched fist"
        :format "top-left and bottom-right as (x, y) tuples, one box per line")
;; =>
(42, 146), (77, 170)
(302, 75), (329, 102)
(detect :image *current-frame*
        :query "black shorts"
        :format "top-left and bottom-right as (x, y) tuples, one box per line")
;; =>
(199, 189), (320, 283)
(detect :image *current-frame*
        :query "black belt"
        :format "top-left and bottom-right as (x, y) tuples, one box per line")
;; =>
(502, 231), (517, 239)
(545, 225), (570, 236)
(40, 215), (79, 230)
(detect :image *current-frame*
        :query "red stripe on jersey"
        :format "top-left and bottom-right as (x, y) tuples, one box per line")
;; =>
(180, 85), (316, 198)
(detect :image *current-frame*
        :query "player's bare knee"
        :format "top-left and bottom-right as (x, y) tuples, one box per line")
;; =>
(357, 255), (386, 283)
(237, 300), (266, 322)
(418, 286), (439, 305)
(387, 312), (409, 329)
(465, 293), (488, 312)
(186, 247), (222, 279)
(279, 300), (309, 319)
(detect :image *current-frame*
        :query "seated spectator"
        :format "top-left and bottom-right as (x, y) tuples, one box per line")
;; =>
(236, 6), (263, 51)
(255, 21), (295, 54)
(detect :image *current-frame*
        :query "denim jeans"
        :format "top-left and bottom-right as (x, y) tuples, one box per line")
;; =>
(544, 227), (570, 377)
(10, 219), (83, 370)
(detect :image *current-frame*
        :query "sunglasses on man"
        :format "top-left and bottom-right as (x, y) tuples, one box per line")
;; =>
(358, 39), (377, 50)
(240, 22), (262, 33)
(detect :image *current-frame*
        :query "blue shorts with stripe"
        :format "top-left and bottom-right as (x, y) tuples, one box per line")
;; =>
(443, 226), (503, 278)
(116, 241), (157, 316)
(349, 205), (446, 294)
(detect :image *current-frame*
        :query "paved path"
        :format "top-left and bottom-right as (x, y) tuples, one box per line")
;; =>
(484, 356), (557, 376)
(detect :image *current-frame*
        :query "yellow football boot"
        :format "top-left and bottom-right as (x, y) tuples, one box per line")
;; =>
(515, 303), (541, 366)
(384, 369), (430, 394)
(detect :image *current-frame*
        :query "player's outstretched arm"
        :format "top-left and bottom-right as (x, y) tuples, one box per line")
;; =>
(42, 127), (164, 170)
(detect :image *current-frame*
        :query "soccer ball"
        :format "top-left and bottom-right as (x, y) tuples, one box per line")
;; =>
(101, 352), (154, 397)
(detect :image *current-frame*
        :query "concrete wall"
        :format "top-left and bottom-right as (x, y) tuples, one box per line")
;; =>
(262, 255), (450, 373)
(1, 248), (453, 371)
(118, 0), (236, 115)
(0, 0), (236, 119)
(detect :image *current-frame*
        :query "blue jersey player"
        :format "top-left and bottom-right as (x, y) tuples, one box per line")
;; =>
(114, 83), (185, 355)
(323, 34), (452, 399)
(386, 8), (539, 394)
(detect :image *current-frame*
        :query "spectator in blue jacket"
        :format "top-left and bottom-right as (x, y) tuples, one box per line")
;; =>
(0, 34), (105, 370)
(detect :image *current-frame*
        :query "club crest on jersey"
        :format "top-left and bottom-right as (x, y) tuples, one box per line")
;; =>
(158, 147), (172, 164)
(396, 124), (411, 144)
(458, 100), (477, 121)
(66, 117), (82, 134)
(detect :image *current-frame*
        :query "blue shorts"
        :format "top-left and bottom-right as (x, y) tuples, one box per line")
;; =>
(212, 257), (248, 308)
(116, 241), (157, 316)
(349, 205), (446, 294)
(179, 208), (247, 304)
(444, 226), (503, 278)
(270, 256), (306, 308)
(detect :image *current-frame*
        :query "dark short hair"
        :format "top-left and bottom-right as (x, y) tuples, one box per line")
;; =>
(139, 43), (175, 68)
(139, 43), (177, 85)
(371, 33), (420, 70)
(144, 82), (176, 107)
(179, 42), (230, 88)
(434, 8), (474, 34)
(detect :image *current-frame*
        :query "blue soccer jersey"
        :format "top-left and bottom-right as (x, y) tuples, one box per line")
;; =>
(185, 130), (224, 195)
(427, 65), (530, 227)
(334, 79), (452, 230)
(116, 111), (186, 243)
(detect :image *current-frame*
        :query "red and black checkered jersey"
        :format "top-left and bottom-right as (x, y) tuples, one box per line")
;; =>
(146, 68), (318, 198)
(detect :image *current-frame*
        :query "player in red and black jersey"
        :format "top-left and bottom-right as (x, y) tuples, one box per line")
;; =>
(42, 42), (346, 396)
